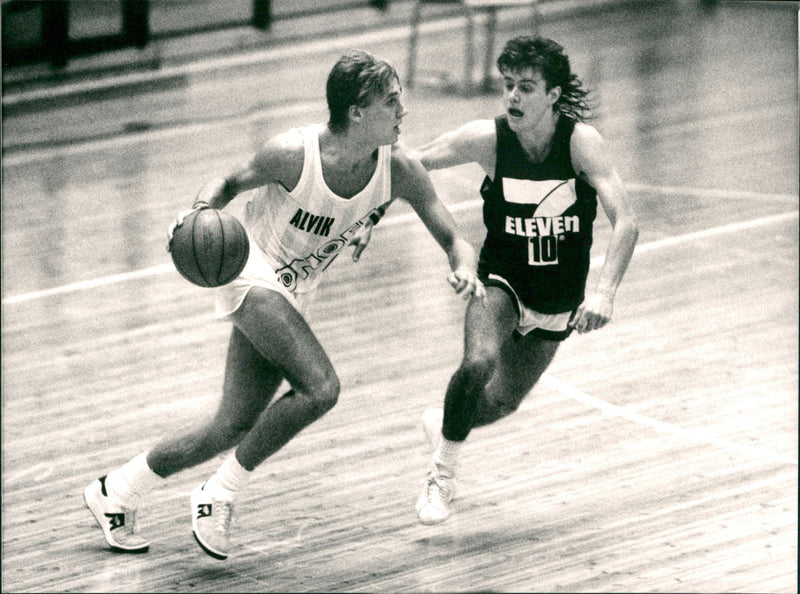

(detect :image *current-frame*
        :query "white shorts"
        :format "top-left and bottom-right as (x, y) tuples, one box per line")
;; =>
(486, 274), (574, 340)
(215, 235), (313, 319)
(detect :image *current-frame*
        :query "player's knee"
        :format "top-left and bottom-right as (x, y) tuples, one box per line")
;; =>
(209, 418), (252, 450)
(307, 372), (340, 416)
(460, 351), (497, 385)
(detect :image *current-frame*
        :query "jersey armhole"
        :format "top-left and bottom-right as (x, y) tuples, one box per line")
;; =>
(286, 126), (316, 198)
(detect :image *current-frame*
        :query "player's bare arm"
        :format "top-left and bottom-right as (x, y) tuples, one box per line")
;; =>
(569, 123), (639, 333)
(391, 149), (485, 300)
(168, 131), (305, 250)
(410, 119), (497, 177)
(195, 130), (306, 209)
(370, 120), (493, 267)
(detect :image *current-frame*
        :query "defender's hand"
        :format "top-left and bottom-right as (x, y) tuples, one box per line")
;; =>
(569, 292), (613, 334)
(348, 222), (374, 262)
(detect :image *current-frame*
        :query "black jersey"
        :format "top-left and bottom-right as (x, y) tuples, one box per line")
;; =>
(478, 115), (598, 314)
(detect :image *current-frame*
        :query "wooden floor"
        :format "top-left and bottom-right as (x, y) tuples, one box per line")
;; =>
(2, 1), (798, 592)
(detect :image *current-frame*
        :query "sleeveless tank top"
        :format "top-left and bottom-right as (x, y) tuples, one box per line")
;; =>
(478, 115), (598, 314)
(243, 124), (392, 295)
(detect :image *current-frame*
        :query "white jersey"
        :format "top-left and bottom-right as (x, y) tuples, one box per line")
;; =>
(243, 124), (392, 295)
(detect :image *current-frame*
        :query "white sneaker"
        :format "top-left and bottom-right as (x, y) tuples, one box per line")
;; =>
(422, 408), (444, 453)
(84, 476), (150, 553)
(191, 483), (233, 560)
(421, 408), (458, 501)
(416, 471), (456, 525)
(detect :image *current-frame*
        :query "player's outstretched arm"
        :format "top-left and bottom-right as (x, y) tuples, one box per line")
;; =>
(391, 149), (485, 300)
(410, 119), (496, 175)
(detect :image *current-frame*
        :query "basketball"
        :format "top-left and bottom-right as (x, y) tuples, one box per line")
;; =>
(170, 208), (250, 288)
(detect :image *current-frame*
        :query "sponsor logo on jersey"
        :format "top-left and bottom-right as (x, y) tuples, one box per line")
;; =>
(504, 215), (580, 237)
(276, 218), (368, 291)
(501, 178), (581, 266)
(288, 208), (335, 237)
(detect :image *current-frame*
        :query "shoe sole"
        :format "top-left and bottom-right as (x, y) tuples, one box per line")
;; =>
(416, 500), (450, 525)
(418, 514), (449, 526)
(192, 531), (228, 560)
(84, 482), (149, 553)
(190, 486), (228, 560)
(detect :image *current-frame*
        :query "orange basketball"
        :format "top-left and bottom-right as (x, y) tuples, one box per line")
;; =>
(170, 209), (249, 288)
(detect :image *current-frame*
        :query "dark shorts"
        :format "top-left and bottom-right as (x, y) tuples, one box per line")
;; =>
(481, 273), (576, 342)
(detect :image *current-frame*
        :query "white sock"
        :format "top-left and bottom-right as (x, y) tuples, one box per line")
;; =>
(433, 437), (462, 479)
(105, 452), (163, 508)
(204, 454), (252, 502)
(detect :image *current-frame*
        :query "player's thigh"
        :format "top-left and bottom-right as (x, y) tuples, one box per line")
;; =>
(485, 332), (561, 406)
(462, 286), (519, 362)
(215, 325), (286, 427)
(229, 287), (337, 395)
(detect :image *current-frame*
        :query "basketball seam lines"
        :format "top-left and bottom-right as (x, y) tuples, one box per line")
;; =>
(215, 209), (225, 286)
(192, 211), (211, 287)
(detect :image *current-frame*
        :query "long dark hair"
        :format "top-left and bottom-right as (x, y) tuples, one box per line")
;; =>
(497, 36), (592, 122)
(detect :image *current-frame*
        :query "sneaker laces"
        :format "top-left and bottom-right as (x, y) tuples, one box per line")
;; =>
(122, 507), (140, 534)
(422, 473), (449, 503)
(215, 500), (233, 535)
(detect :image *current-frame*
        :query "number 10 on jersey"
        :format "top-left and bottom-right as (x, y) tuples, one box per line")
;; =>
(528, 235), (559, 266)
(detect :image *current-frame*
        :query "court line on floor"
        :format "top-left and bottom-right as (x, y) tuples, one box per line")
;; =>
(3, 462), (55, 487)
(537, 373), (799, 467)
(428, 170), (798, 206)
(381, 188), (797, 232)
(616, 182), (796, 204)
(2, 193), (797, 306)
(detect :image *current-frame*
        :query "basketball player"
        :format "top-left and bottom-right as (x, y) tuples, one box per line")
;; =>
(411, 36), (639, 524)
(84, 50), (485, 559)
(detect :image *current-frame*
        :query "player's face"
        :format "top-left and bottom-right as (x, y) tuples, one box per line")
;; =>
(502, 68), (559, 130)
(360, 79), (407, 144)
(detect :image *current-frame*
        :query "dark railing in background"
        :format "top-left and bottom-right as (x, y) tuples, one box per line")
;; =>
(1, 0), (392, 70)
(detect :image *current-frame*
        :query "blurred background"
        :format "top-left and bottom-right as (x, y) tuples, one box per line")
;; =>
(2, 1), (797, 593)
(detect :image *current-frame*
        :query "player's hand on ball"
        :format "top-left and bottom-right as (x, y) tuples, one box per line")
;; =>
(447, 267), (486, 301)
(166, 204), (211, 252)
(569, 292), (613, 334)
